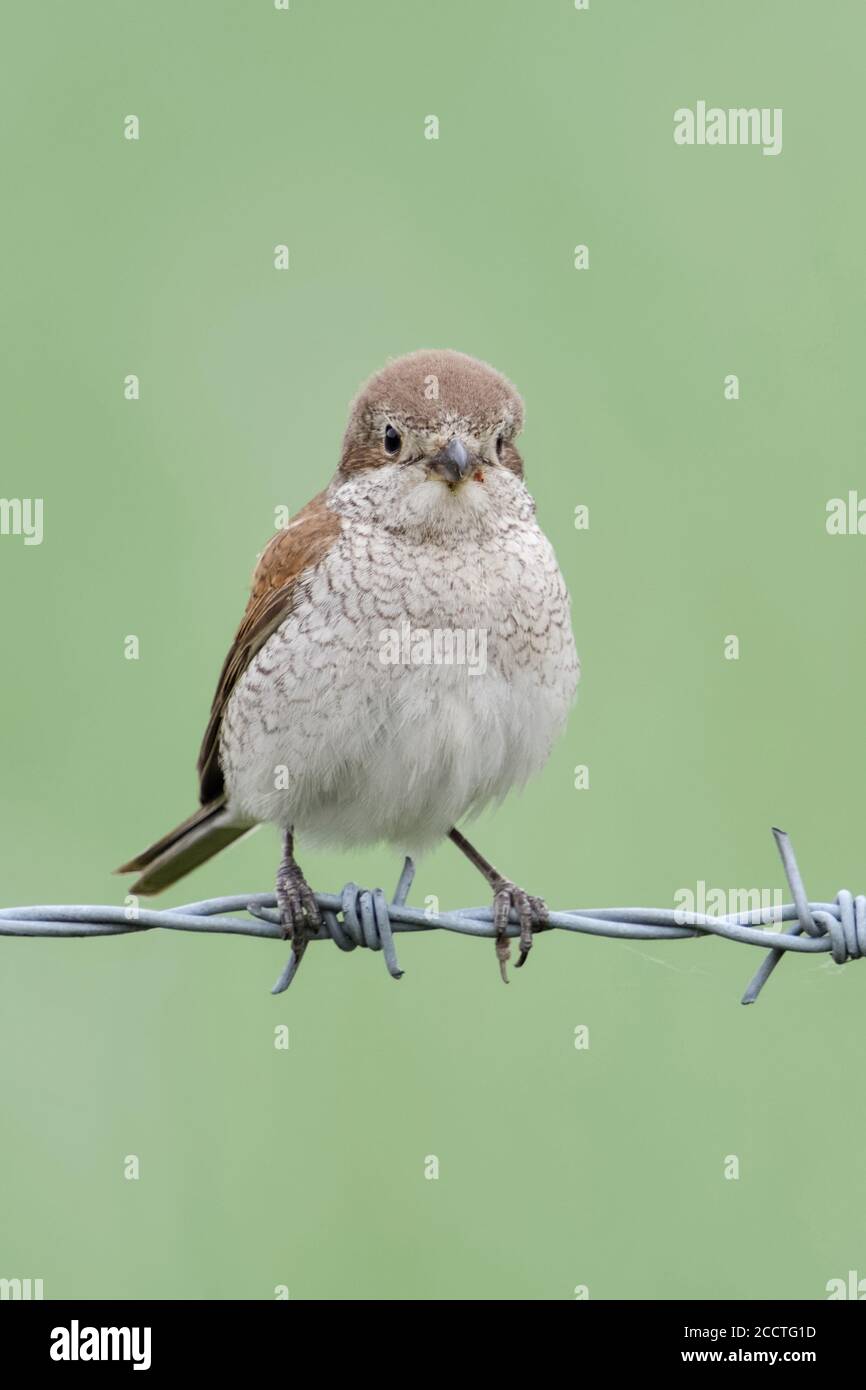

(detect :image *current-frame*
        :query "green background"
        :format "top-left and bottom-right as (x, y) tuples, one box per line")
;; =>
(1, 0), (864, 1301)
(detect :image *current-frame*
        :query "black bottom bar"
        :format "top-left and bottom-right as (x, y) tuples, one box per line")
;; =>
(1, 1298), (859, 1372)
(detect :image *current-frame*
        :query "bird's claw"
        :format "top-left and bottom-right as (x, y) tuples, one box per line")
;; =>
(491, 878), (549, 982)
(276, 866), (321, 969)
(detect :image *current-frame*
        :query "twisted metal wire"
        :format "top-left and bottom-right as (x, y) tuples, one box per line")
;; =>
(1, 829), (863, 1003)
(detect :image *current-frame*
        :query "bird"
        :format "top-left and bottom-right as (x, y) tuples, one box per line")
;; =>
(118, 349), (579, 981)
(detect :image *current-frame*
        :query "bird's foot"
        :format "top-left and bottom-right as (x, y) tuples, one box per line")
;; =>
(276, 860), (321, 970)
(491, 878), (549, 983)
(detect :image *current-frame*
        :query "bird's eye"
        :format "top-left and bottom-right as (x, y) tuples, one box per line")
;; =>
(384, 425), (402, 456)
(495, 433), (505, 458)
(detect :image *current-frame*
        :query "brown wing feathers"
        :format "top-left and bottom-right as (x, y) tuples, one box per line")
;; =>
(117, 491), (341, 893)
(197, 490), (341, 801)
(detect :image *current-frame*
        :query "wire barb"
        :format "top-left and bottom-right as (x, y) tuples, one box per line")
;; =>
(1, 833), (863, 1003)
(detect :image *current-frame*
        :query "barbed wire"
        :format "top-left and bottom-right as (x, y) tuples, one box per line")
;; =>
(1, 829), (862, 1003)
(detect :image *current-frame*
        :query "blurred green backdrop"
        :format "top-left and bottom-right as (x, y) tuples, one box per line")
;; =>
(1, 0), (865, 1301)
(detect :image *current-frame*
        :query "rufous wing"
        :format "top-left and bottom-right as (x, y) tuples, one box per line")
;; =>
(196, 489), (342, 803)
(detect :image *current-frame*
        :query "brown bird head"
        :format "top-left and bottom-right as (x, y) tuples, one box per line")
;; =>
(338, 349), (525, 488)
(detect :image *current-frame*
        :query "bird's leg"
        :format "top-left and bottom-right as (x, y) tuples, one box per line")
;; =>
(448, 827), (549, 982)
(276, 827), (321, 972)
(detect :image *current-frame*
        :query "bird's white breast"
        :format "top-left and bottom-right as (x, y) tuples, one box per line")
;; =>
(220, 473), (579, 853)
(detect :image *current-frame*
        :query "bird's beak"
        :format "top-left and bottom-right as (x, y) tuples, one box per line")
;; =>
(426, 437), (474, 485)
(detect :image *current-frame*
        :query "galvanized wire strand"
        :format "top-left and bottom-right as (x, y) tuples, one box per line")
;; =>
(1, 829), (863, 1003)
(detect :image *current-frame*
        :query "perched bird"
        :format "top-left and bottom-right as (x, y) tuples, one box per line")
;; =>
(118, 350), (579, 980)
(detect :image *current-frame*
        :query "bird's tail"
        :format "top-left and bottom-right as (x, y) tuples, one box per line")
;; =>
(115, 799), (253, 896)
